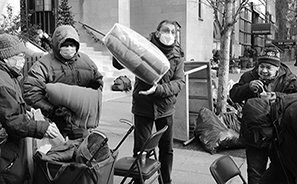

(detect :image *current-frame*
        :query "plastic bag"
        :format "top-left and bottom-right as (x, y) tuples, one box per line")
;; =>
(103, 23), (170, 85)
(194, 108), (244, 154)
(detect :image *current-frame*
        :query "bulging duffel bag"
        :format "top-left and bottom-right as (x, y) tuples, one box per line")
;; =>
(241, 98), (273, 148)
(33, 148), (118, 184)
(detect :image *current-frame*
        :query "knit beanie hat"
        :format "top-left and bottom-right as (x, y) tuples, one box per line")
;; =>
(258, 47), (280, 67)
(0, 33), (27, 60)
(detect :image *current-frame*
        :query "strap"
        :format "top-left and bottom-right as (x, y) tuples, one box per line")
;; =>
(46, 162), (68, 181)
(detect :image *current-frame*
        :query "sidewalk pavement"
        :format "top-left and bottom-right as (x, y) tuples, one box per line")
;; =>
(98, 60), (297, 183)
(99, 95), (247, 184)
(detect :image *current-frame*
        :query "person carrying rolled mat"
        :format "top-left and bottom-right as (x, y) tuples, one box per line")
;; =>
(113, 19), (185, 184)
(23, 25), (104, 139)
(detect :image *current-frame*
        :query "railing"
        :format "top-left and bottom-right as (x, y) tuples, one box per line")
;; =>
(24, 37), (47, 53)
(23, 52), (45, 79)
(78, 21), (106, 36)
(78, 21), (105, 45)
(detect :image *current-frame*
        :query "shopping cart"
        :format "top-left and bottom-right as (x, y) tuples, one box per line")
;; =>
(32, 119), (134, 184)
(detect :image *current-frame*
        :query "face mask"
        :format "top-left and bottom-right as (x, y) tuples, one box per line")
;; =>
(5, 55), (26, 73)
(60, 46), (76, 60)
(159, 33), (175, 46)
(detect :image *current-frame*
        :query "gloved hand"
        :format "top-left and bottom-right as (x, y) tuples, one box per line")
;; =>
(88, 80), (103, 90)
(50, 106), (76, 133)
(249, 80), (264, 93)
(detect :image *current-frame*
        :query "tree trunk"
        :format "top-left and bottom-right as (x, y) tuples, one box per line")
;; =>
(215, 0), (233, 115)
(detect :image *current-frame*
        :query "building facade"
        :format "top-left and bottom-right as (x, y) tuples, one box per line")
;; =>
(25, 0), (214, 62)
(24, 0), (276, 61)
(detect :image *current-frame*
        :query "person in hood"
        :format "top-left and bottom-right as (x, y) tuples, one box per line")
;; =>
(112, 20), (185, 184)
(23, 25), (104, 139)
(0, 33), (60, 184)
(229, 46), (297, 184)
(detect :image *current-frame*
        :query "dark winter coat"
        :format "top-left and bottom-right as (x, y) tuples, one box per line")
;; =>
(23, 25), (104, 117)
(112, 33), (185, 119)
(0, 61), (49, 184)
(230, 63), (297, 103)
(131, 33), (185, 119)
(276, 95), (297, 181)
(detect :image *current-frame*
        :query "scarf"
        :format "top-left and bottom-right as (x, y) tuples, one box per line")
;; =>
(150, 32), (174, 56)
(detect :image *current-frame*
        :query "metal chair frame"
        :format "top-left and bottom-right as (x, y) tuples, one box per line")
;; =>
(209, 155), (247, 184)
(114, 125), (169, 184)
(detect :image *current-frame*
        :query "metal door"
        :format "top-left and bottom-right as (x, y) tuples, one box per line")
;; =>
(26, 0), (58, 35)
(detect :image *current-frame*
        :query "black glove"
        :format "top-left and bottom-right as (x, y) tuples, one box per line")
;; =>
(88, 80), (103, 90)
(49, 106), (76, 133)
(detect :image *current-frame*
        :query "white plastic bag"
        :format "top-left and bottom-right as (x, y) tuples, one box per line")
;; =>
(103, 23), (170, 85)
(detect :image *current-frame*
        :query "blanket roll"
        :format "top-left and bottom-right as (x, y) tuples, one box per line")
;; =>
(103, 23), (170, 85)
(45, 83), (102, 129)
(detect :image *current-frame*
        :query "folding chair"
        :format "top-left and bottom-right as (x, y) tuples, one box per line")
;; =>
(114, 125), (169, 184)
(209, 155), (247, 184)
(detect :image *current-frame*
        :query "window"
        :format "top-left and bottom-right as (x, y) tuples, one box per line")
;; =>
(35, 0), (52, 11)
(44, 0), (52, 11)
(239, 7), (252, 47)
(197, 0), (202, 19)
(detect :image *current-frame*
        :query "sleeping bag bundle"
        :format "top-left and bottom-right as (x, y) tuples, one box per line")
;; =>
(103, 23), (170, 85)
(45, 83), (102, 129)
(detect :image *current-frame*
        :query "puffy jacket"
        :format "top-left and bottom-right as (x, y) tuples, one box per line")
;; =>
(0, 61), (49, 184)
(230, 63), (297, 103)
(23, 25), (104, 117)
(0, 62), (48, 139)
(131, 33), (185, 119)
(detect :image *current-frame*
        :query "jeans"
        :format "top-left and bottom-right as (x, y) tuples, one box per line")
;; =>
(246, 145), (269, 184)
(133, 115), (173, 184)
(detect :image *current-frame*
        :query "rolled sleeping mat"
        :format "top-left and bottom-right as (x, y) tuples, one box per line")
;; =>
(103, 23), (170, 85)
(45, 83), (102, 129)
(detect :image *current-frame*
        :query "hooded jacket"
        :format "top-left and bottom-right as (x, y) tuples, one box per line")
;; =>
(230, 62), (297, 103)
(23, 25), (104, 117)
(0, 61), (49, 184)
(0, 62), (48, 140)
(131, 32), (185, 119)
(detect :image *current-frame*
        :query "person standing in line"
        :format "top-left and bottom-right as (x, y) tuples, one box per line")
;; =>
(113, 20), (185, 184)
(23, 25), (104, 139)
(229, 46), (297, 184)
(0, 33), (60, 184)
(36, 29), (52, 52)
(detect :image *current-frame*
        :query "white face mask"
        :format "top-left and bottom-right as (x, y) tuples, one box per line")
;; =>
(5, 54), (26, 73)
(60, 46), (76, 60)
(159, 33), (175, 46)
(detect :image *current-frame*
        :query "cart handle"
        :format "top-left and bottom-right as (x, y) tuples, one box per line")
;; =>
(113, 119), (135, 152)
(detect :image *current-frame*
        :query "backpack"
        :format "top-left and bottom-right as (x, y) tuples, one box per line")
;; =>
(270, 93), (297, 145)
(240, 98), (274, 148)
(111, 75), (132, 92)
(269, 93), (297, 181)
